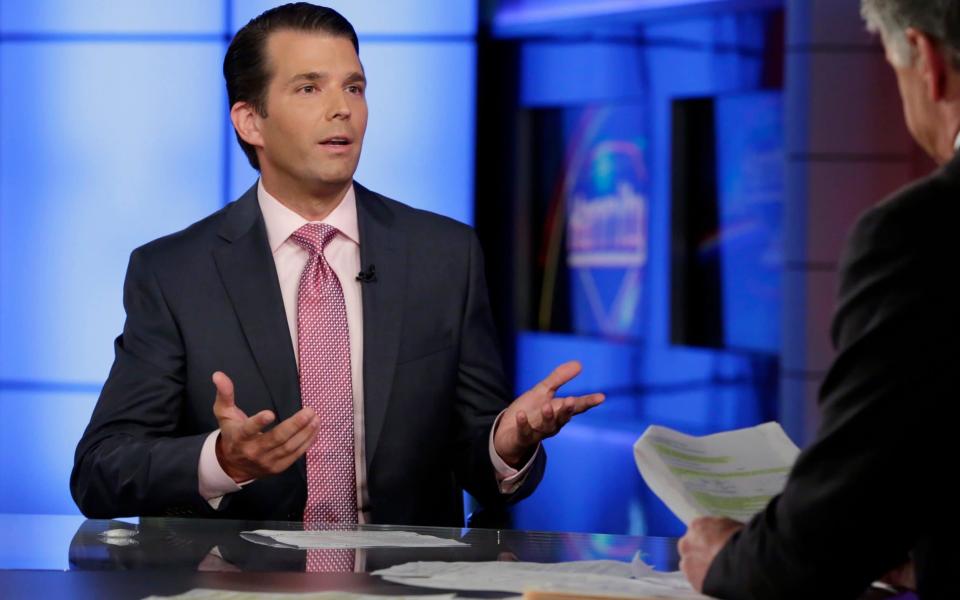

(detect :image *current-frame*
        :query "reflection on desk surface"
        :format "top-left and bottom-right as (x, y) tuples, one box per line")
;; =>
(0, 515), (918, 600)
(62, 516), (674, 574)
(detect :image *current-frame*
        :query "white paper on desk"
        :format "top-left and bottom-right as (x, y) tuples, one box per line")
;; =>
(377, 559), (640, 579)
(374, 560), (713, 600)
(143, 590), (459, 600)
(240, 530), (468, 550)
(633, 422), (800, 525)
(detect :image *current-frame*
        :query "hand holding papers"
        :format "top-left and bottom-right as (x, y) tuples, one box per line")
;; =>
(633, 422), (800, 524)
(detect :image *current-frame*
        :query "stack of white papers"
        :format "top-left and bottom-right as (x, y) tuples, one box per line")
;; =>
(240, 530), (467, 550)
(374, 559), (712, 599)
(145, 591), (458, 600)
(633, 422), (800, 524)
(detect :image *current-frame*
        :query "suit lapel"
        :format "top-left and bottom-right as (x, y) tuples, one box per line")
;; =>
(355, 182), (406, 470)
(212, 185), (302, 424)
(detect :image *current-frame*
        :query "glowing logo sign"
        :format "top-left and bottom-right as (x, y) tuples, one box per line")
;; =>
(564, 106), (650, 338)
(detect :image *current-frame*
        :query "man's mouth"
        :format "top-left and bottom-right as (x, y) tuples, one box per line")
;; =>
(320, 136), (351, 146)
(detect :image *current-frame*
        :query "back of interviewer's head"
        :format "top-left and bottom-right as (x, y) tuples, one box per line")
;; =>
(861, 0), (960, 67)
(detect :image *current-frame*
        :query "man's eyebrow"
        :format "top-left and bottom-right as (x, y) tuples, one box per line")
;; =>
(344, 72), (366, 85)
(286, 71), (366, 86)
(287, 71), (328, 85)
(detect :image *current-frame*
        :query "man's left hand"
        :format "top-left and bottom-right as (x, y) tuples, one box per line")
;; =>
(493, 360), (604, 467)
(678, 516), (744, 592)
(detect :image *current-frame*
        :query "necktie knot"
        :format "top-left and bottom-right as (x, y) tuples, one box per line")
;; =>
(291, 223), (339, 256)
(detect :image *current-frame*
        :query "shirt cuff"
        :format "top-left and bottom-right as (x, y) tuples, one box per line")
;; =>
(488, 410), (540, 494)
(198, 430), (244, 509)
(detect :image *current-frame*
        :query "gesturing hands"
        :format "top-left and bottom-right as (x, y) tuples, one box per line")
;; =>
(212, 361), (603, 480)
(493, 360), (605, 467)
(212, 371), (320, 483)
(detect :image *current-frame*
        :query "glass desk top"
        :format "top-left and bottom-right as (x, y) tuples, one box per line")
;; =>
(0, 513), (677, 574)
(0, 514), (914, 600)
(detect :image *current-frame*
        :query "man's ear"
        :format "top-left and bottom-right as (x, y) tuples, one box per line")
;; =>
(230, 101), (265, 149)
(907, 27), (948, 102)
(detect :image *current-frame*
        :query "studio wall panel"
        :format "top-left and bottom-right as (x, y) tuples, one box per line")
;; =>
(0, 391), (98, 514)
(0, 42), (225, 383)
(0, 0), (223, 34)
(231, 0), (477, 36)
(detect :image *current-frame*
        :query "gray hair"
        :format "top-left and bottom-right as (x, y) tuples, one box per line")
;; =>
(861, 0), (960, 67)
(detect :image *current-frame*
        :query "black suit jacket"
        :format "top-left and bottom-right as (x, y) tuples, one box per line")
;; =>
(704, 154), (960, 599)
(71, 182), (545, 526)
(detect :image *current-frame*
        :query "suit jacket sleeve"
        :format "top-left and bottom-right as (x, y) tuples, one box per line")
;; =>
(71, 248), (214, 518)
(452, 232), (545, 507)
(703, 183), (957, 599)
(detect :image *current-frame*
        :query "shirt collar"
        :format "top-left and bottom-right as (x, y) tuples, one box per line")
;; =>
(954, 129), (960, 152)
(257, 179), (360, 254)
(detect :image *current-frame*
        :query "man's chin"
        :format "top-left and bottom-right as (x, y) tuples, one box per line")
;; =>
(312, 161), (359, 182)
(306, 172), (355, 193)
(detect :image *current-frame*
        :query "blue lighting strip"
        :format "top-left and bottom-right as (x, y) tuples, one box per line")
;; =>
(0, 32), (229, 43)
(0, 32), (475, 44)
(0, 380), (102, 395)
(357, 33), (476, 43)
(222, 0), (234, 207)
(493, 0), (782, 37)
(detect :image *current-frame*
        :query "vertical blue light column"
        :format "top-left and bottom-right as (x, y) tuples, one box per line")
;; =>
(0, 1), (227, 515)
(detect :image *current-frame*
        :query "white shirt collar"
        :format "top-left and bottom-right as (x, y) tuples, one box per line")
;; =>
(257, 179), (360, 254)
(954, 129), (960, 152)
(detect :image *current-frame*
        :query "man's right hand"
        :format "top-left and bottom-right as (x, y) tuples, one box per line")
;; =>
(678, 516), (743, 592)
(212, 371), (320, 483)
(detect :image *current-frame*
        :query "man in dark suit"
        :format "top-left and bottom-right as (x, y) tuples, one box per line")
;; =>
(71, 3), (603, 526)
(678, 1), (960, 598)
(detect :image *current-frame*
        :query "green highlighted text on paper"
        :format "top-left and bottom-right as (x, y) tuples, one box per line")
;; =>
(634, 422), (801, 524)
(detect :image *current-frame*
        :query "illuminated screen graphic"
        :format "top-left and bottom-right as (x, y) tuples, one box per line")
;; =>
(671, 92), (783, 354)
(533, 104), (650, 340)
(715, 92), (784, 353)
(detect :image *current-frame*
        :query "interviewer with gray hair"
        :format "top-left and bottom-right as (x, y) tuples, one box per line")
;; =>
(678, 1), (960, 598)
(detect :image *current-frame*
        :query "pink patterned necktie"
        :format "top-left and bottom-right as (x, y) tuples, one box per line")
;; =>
(290, 223), (357, 572)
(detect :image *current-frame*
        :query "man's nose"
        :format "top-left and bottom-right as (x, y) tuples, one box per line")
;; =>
(326, 90), (351, 120)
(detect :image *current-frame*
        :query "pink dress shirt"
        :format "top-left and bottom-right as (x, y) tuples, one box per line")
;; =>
(197, 181), (538, 517)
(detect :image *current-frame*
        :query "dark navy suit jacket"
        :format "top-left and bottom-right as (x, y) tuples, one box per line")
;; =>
(71, 182), (544, 525)
(704, 154), (960, 599)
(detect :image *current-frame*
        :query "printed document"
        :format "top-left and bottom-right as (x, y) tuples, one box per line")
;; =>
(240, 530), (467, 550)
(144, 591), (457, 600)
(633, 422), (800, 524)
(374, 559), (712, 599)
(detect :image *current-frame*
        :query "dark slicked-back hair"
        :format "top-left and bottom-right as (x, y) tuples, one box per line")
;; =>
(224, 3), (360, 170)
